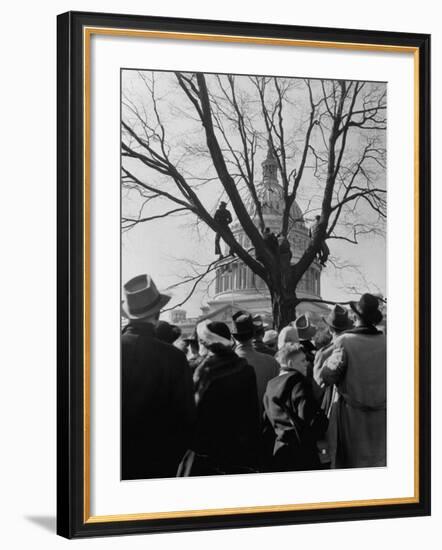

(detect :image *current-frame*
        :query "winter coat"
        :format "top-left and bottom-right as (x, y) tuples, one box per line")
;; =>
(214, 207), (232, 226)
(178, 348), (260, 476)
(121, 322), (196, 479)
(263, 370), (326, 472)
(316, 326), (386, 468)
(235, 341), (280, 413)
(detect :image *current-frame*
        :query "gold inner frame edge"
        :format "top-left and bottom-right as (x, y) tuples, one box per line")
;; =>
(82, 26), (421, 524)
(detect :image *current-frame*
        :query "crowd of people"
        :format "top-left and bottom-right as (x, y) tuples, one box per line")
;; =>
(121, 273), (386, 480)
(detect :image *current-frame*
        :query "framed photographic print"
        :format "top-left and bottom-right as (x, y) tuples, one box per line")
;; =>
(57, 11), (431, 539)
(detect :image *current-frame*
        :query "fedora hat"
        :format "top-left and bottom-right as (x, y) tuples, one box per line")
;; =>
(293, 314), (317, 340)
(232, 311), (254, 338)
(350, 293), (383, 325)
(122, 274), (171, 320)
(323, 305), (354, 331)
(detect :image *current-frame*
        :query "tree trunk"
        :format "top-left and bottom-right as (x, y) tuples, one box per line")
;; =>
(271, 290), (298, 331)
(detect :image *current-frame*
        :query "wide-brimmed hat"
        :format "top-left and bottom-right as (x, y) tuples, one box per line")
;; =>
(293, 314), (317, 340)
(350, 293), (383, 325)
(122, 274), (171, 320)
(323, 305), (354, 331)
(232, 311), (254, 338)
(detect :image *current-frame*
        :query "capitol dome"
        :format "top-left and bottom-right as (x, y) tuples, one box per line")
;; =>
(208, 143), (323, 323)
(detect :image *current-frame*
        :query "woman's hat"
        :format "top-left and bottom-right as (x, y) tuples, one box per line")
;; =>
(350, 293), (383, 325)
(122, 274), (171, 320)
(277, 326), (299, 350)
(293, 314), (317, 340)
(323, 305), (354, 331)
(196, 320), (232, 348)
(262, 329), (278, 346)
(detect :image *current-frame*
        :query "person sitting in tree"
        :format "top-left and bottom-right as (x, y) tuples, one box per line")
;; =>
(278, 234), (292, 268)
(263, 227), (279, 255)
(309, 215), (330, 267)
(214, 201), (233, 259)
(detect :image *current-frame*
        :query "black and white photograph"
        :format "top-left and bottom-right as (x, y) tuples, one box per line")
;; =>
(120, 69), (387, 480)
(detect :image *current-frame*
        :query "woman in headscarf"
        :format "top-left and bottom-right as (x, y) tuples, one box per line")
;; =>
(177, 320), (260, 476)
(277, 325), (299, 351)
(262, 343), (327, 472)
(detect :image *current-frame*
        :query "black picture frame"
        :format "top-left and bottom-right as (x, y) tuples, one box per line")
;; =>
(57, 10), (431, 539)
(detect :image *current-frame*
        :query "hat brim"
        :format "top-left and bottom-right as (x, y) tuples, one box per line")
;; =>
(323, 316), (354, 331)
(122, 293), (171, 320)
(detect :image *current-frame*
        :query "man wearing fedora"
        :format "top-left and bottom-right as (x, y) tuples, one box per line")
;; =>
(313, 305), (354, 467)
(313, 305), (354, 402)
(232, 311), (280, 413)
(315, 294), (386, 469)
(214, 201), (233, 258)
(121, 274), (196, 480)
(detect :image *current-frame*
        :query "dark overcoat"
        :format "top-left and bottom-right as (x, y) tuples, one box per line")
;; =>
(121, 321), (196, 480)
(178, 348), (261, 476)
(263, 371), (326, 472)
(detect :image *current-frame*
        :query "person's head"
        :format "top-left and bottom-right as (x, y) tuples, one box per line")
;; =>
(276, 343), (308, 376)
(232, 311), (254, 343)
(219, 201), (227, 209)
(293, 314), (317, 341)
(122, 274), (170, 324)
(323, 304), (354, 337)
(196, 320), (232, 356)
(155, 321), (181, 344)
(277, 325), (299, 350)
(264, 227), (271, 234)
(315, 215), (321, 221)
(252, 314), (268, 341)
(350, 294), (383, 327)
(263, 329), (278, 350)
(313, 328), (332, 350)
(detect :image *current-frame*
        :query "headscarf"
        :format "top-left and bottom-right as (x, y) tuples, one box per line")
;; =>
(277, 325), (299, 350)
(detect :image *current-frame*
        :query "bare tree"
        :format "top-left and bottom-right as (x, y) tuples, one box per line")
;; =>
(122, 71), (386, 329)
